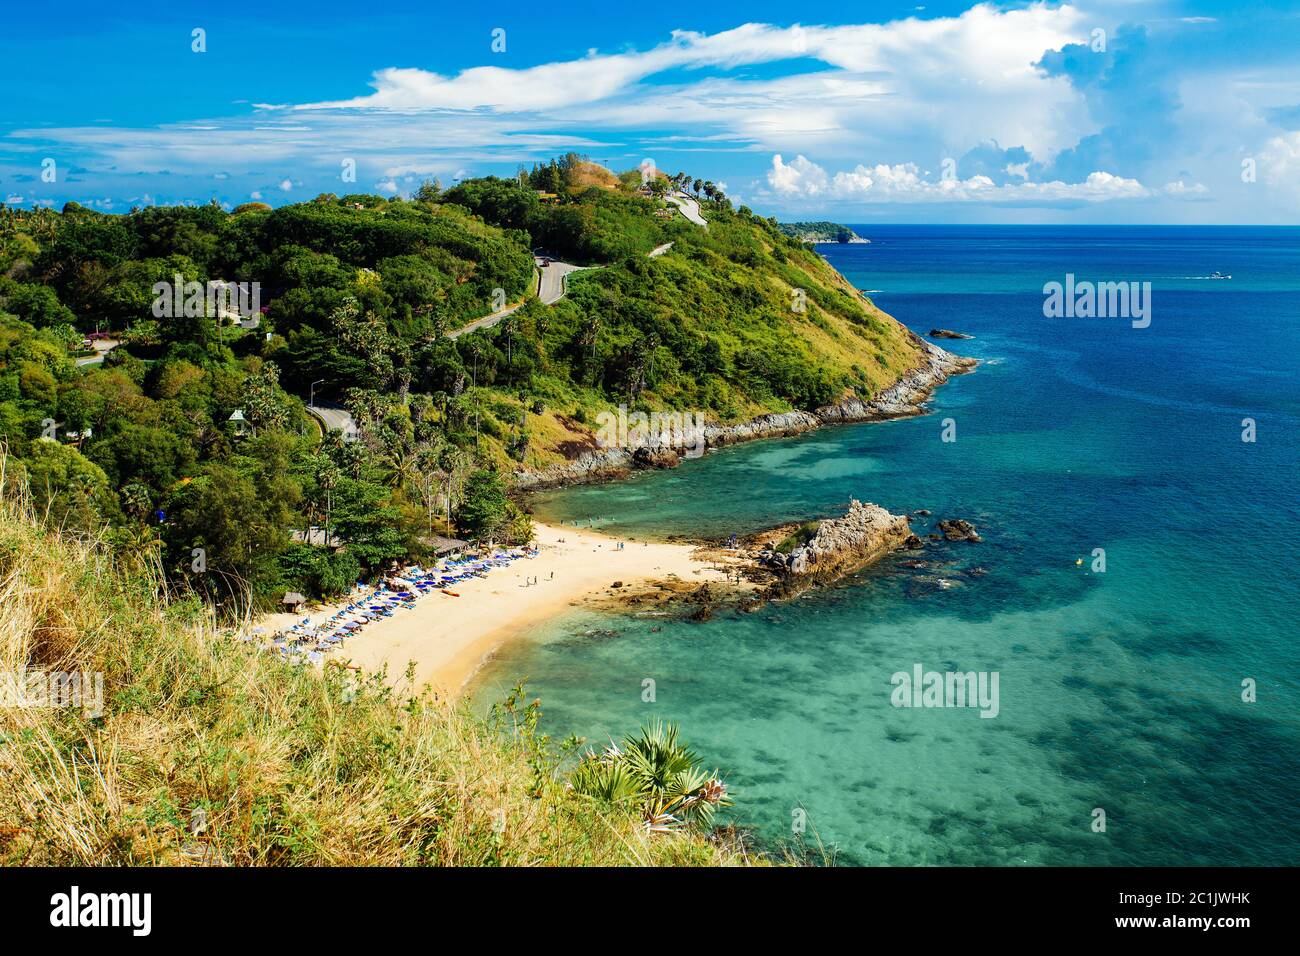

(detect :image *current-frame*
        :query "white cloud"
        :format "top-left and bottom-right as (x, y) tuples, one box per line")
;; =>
(263, 3), (1089, 168)
(282, 4), (1080, 122)
(1260, 132), (1300, 200)
(279, 179), (294, 191)
(766, 154), (1196, 203)
(769, 154), (829, 195)
(1161, 180), (1209, 196)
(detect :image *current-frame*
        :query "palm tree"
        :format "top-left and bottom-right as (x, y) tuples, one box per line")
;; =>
(315, 458), (340, 546)
(578, 315), (602, 385)
(438, 445), (472, 535)
(114, 522), (164, 577)
(500, 314), (518, 381)
(569, 719), (731, 832)
(413, 443), (446, 534)
(120, 483), (152, 521)
(378, 441), (421, 491)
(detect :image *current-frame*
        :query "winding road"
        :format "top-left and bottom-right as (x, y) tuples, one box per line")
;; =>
(446, 254), (589, 341)
(665, 192), (708, 227)
(307, 403), (360, 442)
(307, 213), (701, 439)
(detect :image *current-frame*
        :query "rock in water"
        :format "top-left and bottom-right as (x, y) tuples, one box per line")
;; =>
(929, 328), (973, 340)
(937, 519), (982, 542)
(760, 500), (914, 588)
(631, 446), (681, 469)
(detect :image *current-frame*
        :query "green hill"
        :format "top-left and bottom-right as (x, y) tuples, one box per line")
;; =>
(0, 158), (924, 607)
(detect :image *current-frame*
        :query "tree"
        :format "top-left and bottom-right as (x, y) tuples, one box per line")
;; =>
(0, 281), (76, 329)
(242, 360), (290, 435)
(327, 474), (406, 570)
(23, 440), (115, 531)
(414, 178), (442, 203)
(569, 719), (730, 832)
(377, 441), (421, 491)
(438, 444), (472, 536)
(456, 468), (508, 539)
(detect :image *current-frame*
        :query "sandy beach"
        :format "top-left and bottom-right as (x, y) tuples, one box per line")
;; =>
(258, 522), (740, 698)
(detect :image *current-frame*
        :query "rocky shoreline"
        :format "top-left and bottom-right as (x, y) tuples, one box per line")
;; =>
(587, 501), (985, 620)
(514, 337), (975, 491)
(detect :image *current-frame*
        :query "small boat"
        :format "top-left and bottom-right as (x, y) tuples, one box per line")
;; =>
(1209, 271), (1231, 279)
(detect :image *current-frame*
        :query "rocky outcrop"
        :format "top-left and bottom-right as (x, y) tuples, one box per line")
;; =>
(758, 500), (917, 588)
(929, 328), (973, 340)
(937, 519), (982, 542)
(704, 410), (821, 446)
(632, 446), (681, 469)
(813, 338), (975, 423)
(515, 412), (821, 489)
(514, 339), (974, 490)
(514, 448), (634, 489)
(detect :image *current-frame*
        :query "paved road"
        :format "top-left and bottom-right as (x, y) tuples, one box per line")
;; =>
(75, 339), (121, 366)
(447, 297), (528, 340)
(537, 258), (589, 303)
(447, 237), (683, 342)
(665, 192), (708, 227)
(308, 403), (359, 442)
(446, 255), (592, 340)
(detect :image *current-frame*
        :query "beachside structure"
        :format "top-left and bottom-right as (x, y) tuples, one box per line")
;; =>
(424, 535), (469, 558)
(280, 591), (307, 612)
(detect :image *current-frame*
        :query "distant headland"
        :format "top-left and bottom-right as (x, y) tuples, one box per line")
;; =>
(778, 221), (870, 244)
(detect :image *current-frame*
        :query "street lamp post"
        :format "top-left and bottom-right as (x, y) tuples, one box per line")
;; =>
(309, 379), (325, 408)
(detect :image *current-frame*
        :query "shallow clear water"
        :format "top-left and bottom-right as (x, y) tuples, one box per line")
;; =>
(473, 226), (1300, 865)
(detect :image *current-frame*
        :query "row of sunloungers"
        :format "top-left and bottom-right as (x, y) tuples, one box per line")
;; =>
(240, 548), (539, 664)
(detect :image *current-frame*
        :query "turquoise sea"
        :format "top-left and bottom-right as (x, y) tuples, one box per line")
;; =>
(473, 226), (1300, 865)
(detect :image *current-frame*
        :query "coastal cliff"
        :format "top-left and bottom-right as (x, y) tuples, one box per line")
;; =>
(514, 337), (975, 490)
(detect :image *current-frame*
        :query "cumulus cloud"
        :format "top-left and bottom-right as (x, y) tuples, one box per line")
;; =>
(766, 154), (1196, 203)
(1258, 132), (1300, 202)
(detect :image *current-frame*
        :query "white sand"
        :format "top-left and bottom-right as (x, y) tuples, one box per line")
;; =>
(258, 523), (733, 698)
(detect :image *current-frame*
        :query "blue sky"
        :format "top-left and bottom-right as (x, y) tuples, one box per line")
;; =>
(3, 0), (1298, 222)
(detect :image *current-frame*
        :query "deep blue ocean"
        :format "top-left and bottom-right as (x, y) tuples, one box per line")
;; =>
(474, 225), (1300, 865)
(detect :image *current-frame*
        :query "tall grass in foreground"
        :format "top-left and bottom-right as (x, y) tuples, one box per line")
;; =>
(0, 465), (758, 866)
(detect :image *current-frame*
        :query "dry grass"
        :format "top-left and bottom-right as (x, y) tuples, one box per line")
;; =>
(567, 161), (621, 191)
(0, 464), (759, 866)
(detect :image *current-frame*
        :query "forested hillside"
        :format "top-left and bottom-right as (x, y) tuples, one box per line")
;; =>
(0, 155), (923, 607)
